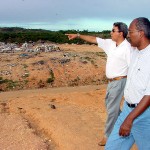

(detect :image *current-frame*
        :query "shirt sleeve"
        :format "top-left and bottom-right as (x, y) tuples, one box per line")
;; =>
(126, 47), (133, 67)
(96, 37), (112, 55)
(144, 76), (150, 95)
(125, 47), (137, 68)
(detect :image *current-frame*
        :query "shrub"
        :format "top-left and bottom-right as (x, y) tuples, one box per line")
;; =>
(46, 70), (55, 83)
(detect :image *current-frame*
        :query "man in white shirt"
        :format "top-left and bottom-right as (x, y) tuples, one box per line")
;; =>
(105, 17), (150, 150)
(65, 22), (131, 146)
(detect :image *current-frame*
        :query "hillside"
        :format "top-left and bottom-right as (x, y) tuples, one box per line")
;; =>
(0, 43), (107, 91)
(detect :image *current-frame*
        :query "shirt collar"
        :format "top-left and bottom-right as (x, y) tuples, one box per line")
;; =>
(136, 44), (150, 54)
(116, 39), (128, 47)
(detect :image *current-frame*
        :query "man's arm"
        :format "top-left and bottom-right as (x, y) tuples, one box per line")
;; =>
(119, 95), (150, 136)
(65, 33), (97, 44)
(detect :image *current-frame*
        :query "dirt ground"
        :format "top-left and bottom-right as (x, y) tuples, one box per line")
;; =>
(0, 44), (137, 150)
(0, 85), (137, 150)
(0, 44), (106, 91)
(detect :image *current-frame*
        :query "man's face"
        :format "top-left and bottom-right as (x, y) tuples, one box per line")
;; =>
(128, 20), (141, 47)
(110, 26), (121, 42)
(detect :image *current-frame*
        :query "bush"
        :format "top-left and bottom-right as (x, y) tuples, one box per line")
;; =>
(46, 70), (55, 83)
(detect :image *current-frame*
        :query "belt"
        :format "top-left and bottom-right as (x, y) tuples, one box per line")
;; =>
(108, 76), (127, 82)
(126, 101), (138, 108)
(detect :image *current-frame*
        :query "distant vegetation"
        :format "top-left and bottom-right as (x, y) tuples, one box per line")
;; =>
(0, 27), (111, 44)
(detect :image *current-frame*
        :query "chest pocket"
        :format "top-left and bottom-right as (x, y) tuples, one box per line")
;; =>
(135, 64), (150, 90)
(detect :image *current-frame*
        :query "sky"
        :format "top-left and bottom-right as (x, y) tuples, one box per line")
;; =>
(0, 0), (149, 31)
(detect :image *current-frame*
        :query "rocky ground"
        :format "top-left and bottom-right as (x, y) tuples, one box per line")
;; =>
(0, 44), (107, 91)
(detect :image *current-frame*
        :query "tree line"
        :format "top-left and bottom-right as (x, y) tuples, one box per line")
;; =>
(0, 27), (111, 44)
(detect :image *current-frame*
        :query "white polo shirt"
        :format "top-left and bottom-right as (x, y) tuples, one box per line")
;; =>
(124, 44), (150, 104)
(96, 38), (131, 79)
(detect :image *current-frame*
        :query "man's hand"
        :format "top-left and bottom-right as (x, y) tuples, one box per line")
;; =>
(119, 96), (150, 137)
(119, 117), (133, 137)
(65, 34), (78, 40)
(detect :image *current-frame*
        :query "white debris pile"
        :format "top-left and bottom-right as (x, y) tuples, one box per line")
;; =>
(0, 42), (61, 53)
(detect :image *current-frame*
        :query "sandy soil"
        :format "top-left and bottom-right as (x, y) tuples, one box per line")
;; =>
(0, 85), (137, 150)
(0, 44), (137, 150)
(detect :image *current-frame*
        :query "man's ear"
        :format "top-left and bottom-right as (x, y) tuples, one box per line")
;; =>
(119, 31), (123, 37)
(139, 30), (144, 38)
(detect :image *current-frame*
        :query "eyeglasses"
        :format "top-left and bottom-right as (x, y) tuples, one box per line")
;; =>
(128, 30), (141, 34)
(111, 29), (120, 33)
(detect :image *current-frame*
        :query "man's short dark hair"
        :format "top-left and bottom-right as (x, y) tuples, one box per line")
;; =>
(113, 22), (128, 38)
(135, 17), (150, 39)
